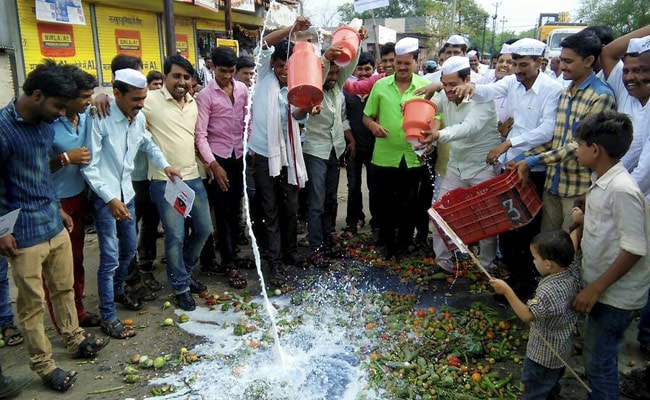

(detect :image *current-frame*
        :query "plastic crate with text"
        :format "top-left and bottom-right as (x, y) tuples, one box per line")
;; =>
(430, 169), (542, 250)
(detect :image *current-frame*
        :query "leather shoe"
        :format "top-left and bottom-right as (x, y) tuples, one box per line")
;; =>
(175, 292), (196, 311)
(189, 280), (207, 294)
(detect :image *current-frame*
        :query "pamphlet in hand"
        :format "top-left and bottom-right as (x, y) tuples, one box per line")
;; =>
(163, 179), (195, 218)
(0, 209), (20, 238)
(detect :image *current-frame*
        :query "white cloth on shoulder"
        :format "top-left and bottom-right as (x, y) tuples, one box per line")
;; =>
(265, 73), (308, 188)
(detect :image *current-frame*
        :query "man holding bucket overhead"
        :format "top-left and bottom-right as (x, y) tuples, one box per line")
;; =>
(362, 37), (431, 259)
(420, 56), (501, 273)
(303, 26), (365, 267)
(247, 17), (315, 286)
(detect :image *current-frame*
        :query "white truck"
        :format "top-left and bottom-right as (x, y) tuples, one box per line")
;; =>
(544, 28), (585, 59)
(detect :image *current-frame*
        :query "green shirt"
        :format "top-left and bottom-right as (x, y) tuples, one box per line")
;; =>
(363, 73), (431, 168)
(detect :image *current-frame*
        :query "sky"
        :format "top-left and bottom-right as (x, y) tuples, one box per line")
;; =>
(302, 0), (583, 33)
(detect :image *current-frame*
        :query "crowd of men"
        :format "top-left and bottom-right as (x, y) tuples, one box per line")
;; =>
(1, 14), (650, 398)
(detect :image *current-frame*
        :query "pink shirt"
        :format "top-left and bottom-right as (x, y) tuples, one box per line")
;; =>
(195, 78), (248, 163)
(343, 73), (385, 95)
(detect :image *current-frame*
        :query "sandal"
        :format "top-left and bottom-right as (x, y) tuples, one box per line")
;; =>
(101, 319), (136, 339)
(1, 325), (24, 346)
(42, 368), (77, 392)
(309, 251), (331, 269)
(141, 271), (162, 292)
(341, 226), (356, 240)
(114, 292), (143, 311)
(127, 283), (158, 302)
(69, 332), (110, 358)
(226, 269), (247, 289)
(268, 263), (285, 288)
(235, 258), (255, 270)
(78, 312), (101, 328)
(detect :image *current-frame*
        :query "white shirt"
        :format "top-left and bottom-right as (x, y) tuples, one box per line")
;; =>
(424, 70), (441, 83)
(202, 66), (214, 84)
(607, 61), (650, 171)
(632, 136), (650, 203)
(432, 93), (501, 179)
(582, 162), (650, 310)
(472, 73), (563, 169)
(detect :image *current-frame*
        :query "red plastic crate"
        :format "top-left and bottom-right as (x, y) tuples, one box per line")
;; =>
(431, 169), (542, 249)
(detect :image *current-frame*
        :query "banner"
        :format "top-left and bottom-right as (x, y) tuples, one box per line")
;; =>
(195, 0), (219, 11)
(167, 17), (197, 65)
(353, 0), (389, 13)
(18, 0), (96, 74)
(35, 0), (86, 25)
(95, 5), (162, 84)
(232, 0), (255, 13)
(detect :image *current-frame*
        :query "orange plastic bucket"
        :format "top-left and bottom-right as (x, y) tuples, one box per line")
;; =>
(287, 41), (324, 108)
(402, 98), (437, 145)
(331, 26), (361, 67)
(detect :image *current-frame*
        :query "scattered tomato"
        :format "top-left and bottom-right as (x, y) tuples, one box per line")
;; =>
(447, 355), (461, 367)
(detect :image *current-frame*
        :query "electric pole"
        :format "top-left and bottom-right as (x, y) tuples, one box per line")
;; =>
(451, 0), (457, 34)
(490, 1), (500, 57)
(500, 16), (508, 37)
(481, 16), (487, 55)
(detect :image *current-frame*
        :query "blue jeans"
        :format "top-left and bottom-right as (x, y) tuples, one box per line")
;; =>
(521, 357), (564, 399)
(583, 302), (636, 399)
(304, 151), (340, 252)
(637, 290), (650, 345)
(90, 194), (137, 323)
(0, 256), (15, 327)
(150, 178), (212, 294)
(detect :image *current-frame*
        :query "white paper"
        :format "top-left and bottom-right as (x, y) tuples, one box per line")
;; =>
(163, 179), (195, 218)
(0, 209), (20, 238)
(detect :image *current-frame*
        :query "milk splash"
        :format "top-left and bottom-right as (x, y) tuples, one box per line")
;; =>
(150, 273), (385, 399)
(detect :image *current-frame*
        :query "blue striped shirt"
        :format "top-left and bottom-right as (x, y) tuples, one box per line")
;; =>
(0, 100), (63, 248)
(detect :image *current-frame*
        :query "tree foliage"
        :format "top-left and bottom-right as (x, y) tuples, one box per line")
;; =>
(337, 0), (430, 22)
(578, 0), (650, 35)
(338, 0), (491, 54)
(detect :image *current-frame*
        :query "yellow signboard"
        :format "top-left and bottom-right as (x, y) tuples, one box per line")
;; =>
(17, 0), (97, 75)
(172, 17), (197, 67)
(95, 5), (162, 85)
(196, 19), (226, 31)
(216, 39), (239, 57)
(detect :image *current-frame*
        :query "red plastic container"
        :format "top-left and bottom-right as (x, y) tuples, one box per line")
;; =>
(431, 169), (542, 249)
(402, 98), (437, 145)
(287, 42), (324, 108)
(331, 26), (361, 67)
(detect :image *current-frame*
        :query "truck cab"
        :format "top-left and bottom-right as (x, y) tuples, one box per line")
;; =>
(545, 28), (584, 59)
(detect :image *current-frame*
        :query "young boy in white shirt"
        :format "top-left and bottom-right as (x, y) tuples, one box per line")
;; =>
(572, 110), (650, 399)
